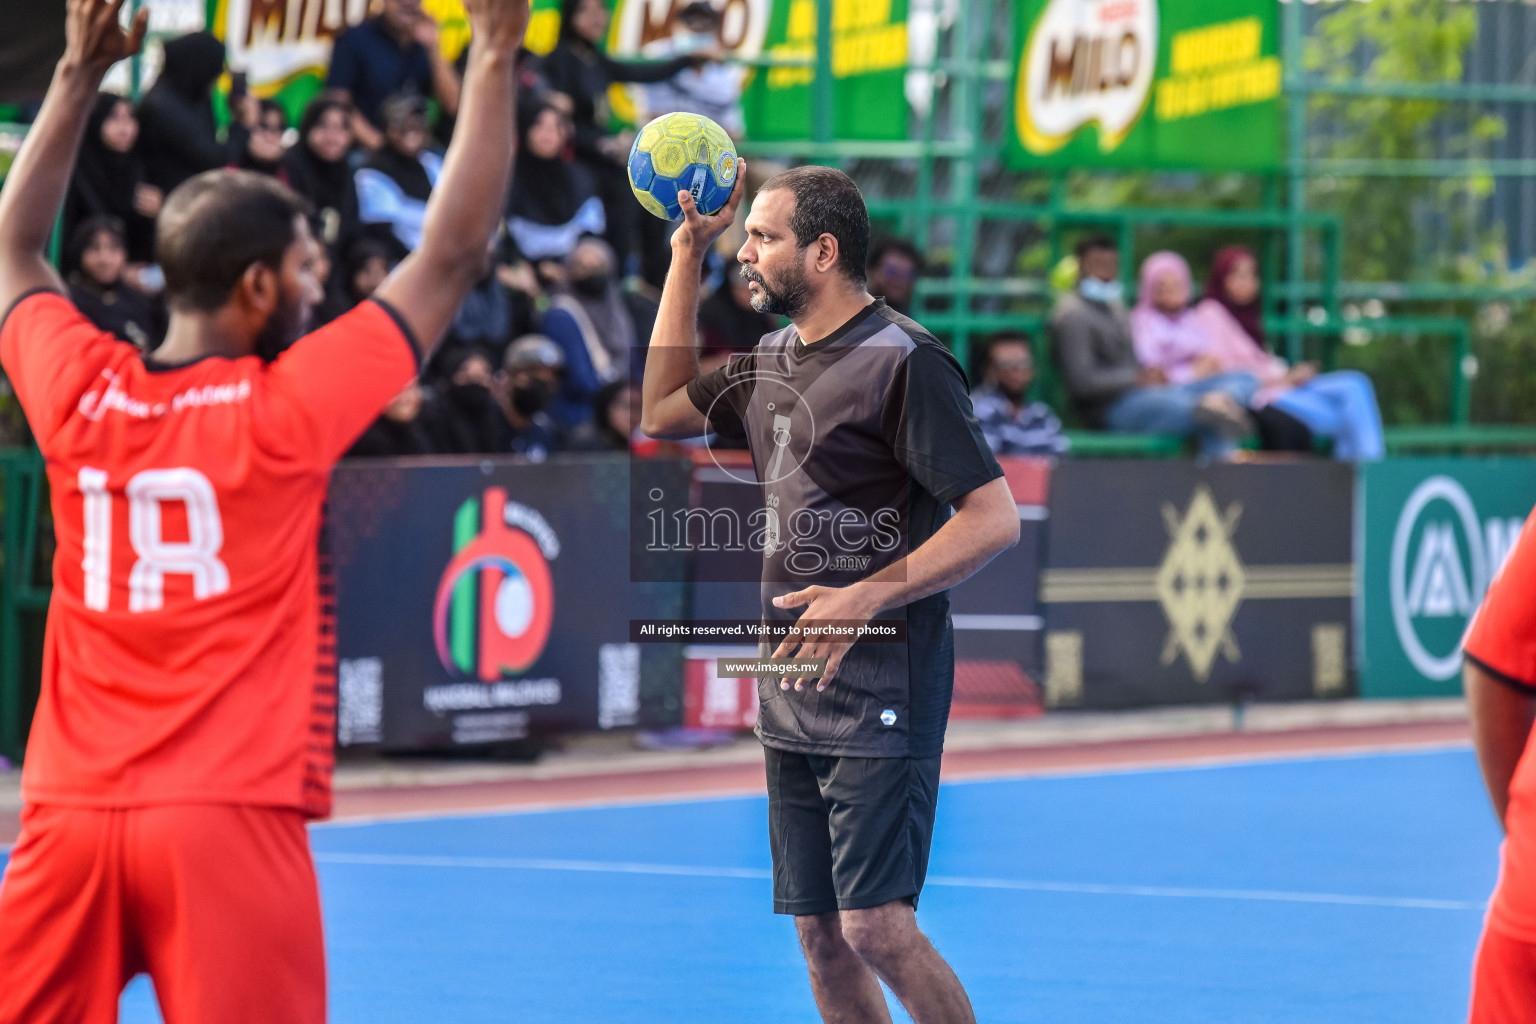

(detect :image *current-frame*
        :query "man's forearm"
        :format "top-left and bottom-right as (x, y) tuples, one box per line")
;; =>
(1467, 658), (1536, 829)
(642, 246), (704, 418)
(856, 479), (1019, 615)
(417, 46), (514, 282)
(0, 61), (100, 264)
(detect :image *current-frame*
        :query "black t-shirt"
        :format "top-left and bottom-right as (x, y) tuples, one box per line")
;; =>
(686, 300), (1002, 758)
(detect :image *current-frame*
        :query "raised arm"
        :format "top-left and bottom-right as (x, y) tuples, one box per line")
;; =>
(0, 0), (147, 315)
(639, 174), (745, 439)
(372, 0), (528, 359)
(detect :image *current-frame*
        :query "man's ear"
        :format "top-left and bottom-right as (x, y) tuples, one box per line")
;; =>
(240, 263), (280, 318)
(812, 233), (840, 275)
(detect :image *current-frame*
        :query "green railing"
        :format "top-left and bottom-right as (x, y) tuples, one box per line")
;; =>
(0, 447), (47, 763)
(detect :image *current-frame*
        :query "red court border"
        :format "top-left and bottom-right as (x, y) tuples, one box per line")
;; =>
(0, 720), (1470, 844)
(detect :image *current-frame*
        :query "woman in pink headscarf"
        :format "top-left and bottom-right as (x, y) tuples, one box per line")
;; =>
(1132, 250), (1384, 461)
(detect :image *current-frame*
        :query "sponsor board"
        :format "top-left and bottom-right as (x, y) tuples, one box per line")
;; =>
(329, 456), (688, 749)
(1042, 461), (1353, 709)
(1008, 0), (1280, 170)
(1357, 459), (1536, 698)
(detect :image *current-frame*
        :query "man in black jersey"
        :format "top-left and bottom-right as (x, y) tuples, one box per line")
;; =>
(642, 164), (1019, 1024)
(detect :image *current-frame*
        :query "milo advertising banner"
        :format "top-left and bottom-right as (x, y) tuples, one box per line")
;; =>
(1007, 0), (1281, 170)
(1357, 459), (1536, 699)
(607, 0), (909, 141)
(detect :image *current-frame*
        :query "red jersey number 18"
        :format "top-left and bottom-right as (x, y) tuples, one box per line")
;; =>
(78, 466), (231, 613)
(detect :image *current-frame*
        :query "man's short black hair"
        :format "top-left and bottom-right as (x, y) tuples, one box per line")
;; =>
(868, 235), (922, 273)
(758, 165), (870, 284)
(156, 169), (309, 313)
(1075, 234), (1118, 260)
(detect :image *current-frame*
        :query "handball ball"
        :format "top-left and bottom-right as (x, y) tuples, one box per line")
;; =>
(628, 112), (739, 221)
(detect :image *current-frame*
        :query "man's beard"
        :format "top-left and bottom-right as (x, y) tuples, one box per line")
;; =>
(254, 295), (308, 362)
(740, 261), (809, 319)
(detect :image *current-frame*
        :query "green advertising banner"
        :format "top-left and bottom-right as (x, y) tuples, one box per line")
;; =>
(1357, 459), (1536, 699)
(1007, 0), (1281, 170)
(609, 0), (909, 142)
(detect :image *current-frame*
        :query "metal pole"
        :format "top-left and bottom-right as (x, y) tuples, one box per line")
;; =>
(812, 0), (834, 147)
(947, 0), (978, 371)
(129, 0), (144, 101)
(1283, 0), (1306, 365)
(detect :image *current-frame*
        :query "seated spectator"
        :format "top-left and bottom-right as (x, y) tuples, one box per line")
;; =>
(136, 31), (244, 195)
(326, 0), (461, 151)
(970, 333), (1068, 457)
(232, 99), (288, 177)
(281, 95), (361, 258)
(1189, 248), (1386, 461)
(638, 2), (745, 137)
(64, 217), (164, 352)
(541, 0), (697, 277)
(342, 237), (395, 307)
(444, 234), (538, 367)
(507, 100), (606, 270)
(1051, 236), (1256, 460)
(347, 381), (433, 458)
(309, 242), (353, 328)
(866, 237), (922, 316)
(499, 335), (571, 461)
(541, 236), (656, 430)
(65, 92), (159, 265)
(1204, 246), (1269, 351)
(424, 347), (514, 454)
(566, 378), (639, 452)
(355, 93), (441, 260)
(698, 266), (776, 353)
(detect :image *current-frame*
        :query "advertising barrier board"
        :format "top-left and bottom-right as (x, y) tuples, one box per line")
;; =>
(1356, 458), (1536, 699)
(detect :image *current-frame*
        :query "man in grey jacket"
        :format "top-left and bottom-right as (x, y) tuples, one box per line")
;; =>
(1050, 235), (1256, 459)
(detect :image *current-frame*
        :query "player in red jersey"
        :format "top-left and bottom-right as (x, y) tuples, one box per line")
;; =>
(0, 0), (529, 1020)
(1466, 509), (1536, 1023)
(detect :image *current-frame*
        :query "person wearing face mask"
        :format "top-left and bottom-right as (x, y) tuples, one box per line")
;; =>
(969, 332), (1068, 457)
(1050, 235), (1257, 460)
(540, 235), (656, 430)
(498, 334), (570, 461)
(420, 346), (513, 454)
(637, 2), (745, 138)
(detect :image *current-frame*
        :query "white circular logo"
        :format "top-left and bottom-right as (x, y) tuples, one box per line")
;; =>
(1388, 476), (1487, 681)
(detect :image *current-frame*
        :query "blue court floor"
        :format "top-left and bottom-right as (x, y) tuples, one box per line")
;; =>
(94, 746), (1501, 1022)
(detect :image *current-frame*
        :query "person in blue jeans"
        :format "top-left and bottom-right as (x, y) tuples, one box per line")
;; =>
(1050, 236), (1257, 460)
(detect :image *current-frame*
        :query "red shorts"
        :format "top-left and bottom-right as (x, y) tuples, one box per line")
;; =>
(1470, 925), (1536, 1024)
(0, 803), (324, 1024)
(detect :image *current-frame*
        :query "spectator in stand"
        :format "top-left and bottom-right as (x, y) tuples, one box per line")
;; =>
(1051, 236), (1256, 460)
(444, 234), (538, 368)
(135, 31), (245, 195)
(355, 93), (441, 260)
(65, 93), (159, 266)
(1155, 248), (1388, 460)
(970, 332), (1068, 458)
(326, 0), (461, 151)
(499, 334), (571, 461)
(1204, 245), (1269, 351)
(308, 242), (353, 328)
(347, 381), (433, 458)
(541, 236), (656, 430)
(424, 347), (514, 454)
(281, 95), (361, 259)
(231, 99), (288, 177)
(541, 0), (698, 278)
(64, 217), (164, 353)
(637, 2), (745, 137)
(342, 237), (394, 308)
(866, 236), (922, 316)
(698, 265), (776, 354)
(506, 99), (605, 271)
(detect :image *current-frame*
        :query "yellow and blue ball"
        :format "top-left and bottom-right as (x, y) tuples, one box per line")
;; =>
(627, 112), (739, 221)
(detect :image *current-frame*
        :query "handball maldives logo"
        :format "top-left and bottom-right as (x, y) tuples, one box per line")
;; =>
(433, 488), (560, 681)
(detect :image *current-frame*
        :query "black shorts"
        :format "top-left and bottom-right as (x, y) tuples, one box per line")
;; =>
(764, 746), (941, 917)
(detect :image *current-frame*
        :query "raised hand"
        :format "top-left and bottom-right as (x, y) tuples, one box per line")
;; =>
(672, 162), (747, 256)
(64, 0), (150, 73)
(463, 0), (532, 59)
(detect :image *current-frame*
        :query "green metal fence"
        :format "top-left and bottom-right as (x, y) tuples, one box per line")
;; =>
(0, 448), (47, 763)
